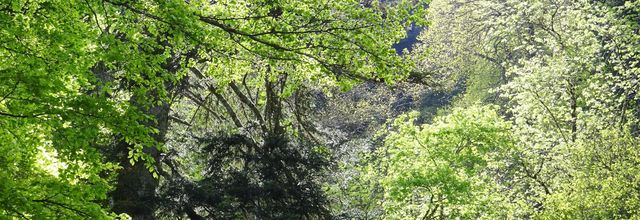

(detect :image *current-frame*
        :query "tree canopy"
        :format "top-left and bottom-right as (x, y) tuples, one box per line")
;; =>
(1, 0), (639, 219)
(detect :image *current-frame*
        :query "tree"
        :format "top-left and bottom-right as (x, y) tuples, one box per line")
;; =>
(1, 0), (429, 218)
(355, 105), (514, 219)
(408, 0), (640, 218)
(0, 1), (161, 218)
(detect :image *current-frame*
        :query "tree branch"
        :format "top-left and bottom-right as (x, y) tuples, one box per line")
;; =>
(229, 81), (267, 132)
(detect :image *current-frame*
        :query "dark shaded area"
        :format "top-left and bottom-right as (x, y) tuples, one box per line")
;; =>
(416, 79), (466, 123)
(157, 133), (331, 220)
(394, 24), (423, 54)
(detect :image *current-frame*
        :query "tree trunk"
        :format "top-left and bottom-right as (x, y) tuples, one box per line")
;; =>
(110, 98), (170, 219)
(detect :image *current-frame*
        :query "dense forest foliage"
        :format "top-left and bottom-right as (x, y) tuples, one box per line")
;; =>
(1, 0), (639, 219)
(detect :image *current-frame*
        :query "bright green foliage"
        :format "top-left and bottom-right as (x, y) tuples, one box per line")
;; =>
(320, 82), (435, 219)
(410, 0), (505, 108)
(410, 0), (497, 90)
(406, 0), (640, 218)
(371, 1), (640, 218)
(3, 0), (639, 218)
(541, 129), (640, 219)
(2, 0), (429, 218)
(360, 106), (513, 219)
(106, 0), (428, 89)
(495, 1), (640, 217)
(0, 1), (160, 218)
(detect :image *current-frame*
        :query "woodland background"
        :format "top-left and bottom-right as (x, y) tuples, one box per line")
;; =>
(1, 0), (639, 219)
